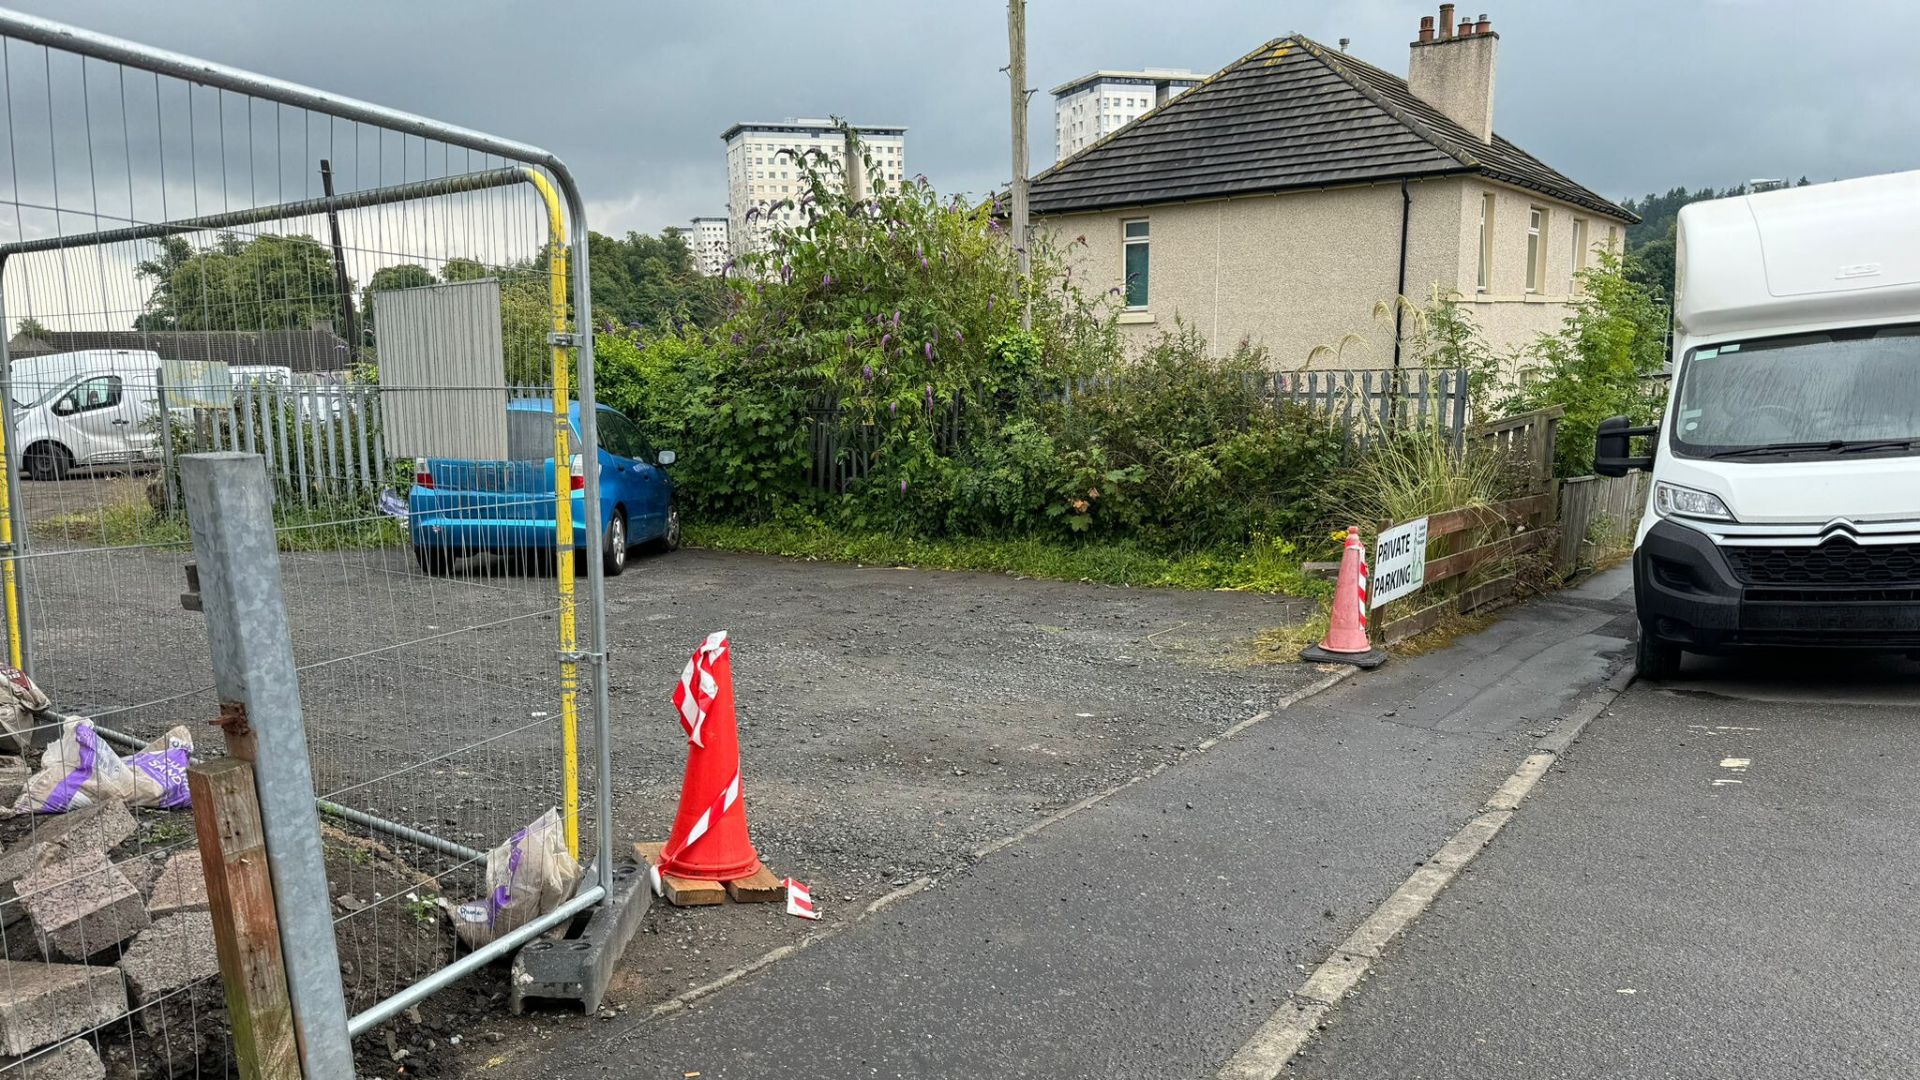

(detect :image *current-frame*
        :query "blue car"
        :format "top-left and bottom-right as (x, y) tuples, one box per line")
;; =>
(407, 399), (679, 576)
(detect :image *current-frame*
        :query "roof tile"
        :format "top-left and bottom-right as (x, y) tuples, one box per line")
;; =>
(1030, 35), (1635, 222)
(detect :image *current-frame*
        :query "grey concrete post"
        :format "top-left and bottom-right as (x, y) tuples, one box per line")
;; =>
(181, 452), (355, 1080)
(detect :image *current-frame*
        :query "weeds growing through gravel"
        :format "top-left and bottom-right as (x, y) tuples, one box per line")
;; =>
(688, 521), (1331, 597)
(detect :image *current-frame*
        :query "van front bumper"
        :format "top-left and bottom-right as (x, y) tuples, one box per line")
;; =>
(1635, 519), (1920, 650)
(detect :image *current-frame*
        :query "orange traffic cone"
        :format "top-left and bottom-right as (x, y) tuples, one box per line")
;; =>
(1300, 527), (1387, 669)
(656, 631), (764, 882)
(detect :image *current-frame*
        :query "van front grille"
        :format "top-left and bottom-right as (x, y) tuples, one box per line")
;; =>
(1724, 541), (1920, 587)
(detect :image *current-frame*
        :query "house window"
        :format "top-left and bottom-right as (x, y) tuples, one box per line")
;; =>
(1570, 217), (1590, 275)
(1476, 193), (1495, 293)
(1525, 207), (1546, 293)
(1123, 219), (1150, 309)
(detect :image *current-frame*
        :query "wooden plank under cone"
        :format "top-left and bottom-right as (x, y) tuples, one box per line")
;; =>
(633, 843), (784, 906)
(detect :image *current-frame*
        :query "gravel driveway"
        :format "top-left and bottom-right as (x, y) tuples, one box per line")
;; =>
(11, 507), (1327, 1065)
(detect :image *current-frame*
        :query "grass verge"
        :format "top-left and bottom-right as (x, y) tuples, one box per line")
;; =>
(687, 521), (1333, 597)
(35, 498), (405, 551)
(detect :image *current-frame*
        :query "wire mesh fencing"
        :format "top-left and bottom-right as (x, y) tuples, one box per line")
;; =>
(0, 9), (615, 1074)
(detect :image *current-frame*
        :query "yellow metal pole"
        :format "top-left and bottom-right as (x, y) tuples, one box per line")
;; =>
(0, 412), (20, 671)
(525, 168), (581, 859)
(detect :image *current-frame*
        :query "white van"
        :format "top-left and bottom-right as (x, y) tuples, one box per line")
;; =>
(1597, 170), (1920, 677)
(8, 349), (164, 480)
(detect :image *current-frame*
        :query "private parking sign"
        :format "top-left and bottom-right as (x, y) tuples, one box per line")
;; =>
(1370, 517), (1429, 609)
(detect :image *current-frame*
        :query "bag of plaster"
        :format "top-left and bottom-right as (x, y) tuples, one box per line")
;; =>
(13, 718), (194, 814)
(0, 666), (53, 756)
(126, 726), (194, 810)
(15, 717), (137, 814)
(443, 808), (580, 950)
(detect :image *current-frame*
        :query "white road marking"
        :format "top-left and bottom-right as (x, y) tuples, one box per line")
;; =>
(1719, 757), (1750, 769)
(1218, 671), (1633, 1080)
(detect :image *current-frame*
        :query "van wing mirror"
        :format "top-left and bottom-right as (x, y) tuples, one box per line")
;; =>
(1594, 415), (1657, 477)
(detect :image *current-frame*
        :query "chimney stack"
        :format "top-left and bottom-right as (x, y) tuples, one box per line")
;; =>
(1408, 4), (1499, 142)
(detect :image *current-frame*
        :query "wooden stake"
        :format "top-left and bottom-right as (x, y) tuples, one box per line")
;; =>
(191, 758), (300, 1080)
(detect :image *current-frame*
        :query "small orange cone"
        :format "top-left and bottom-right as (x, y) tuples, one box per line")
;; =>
(1301, 527), (1387, 669)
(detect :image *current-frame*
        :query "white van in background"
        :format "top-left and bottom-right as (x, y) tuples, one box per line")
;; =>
(8, 349), (163, 480)
(1597, 170), (1920, 677)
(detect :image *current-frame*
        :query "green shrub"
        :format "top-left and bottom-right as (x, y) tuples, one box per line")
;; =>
(594, 128), (1343, 556)
(1471, 250), (1669, 476)
(1043, 326), (1345, 547)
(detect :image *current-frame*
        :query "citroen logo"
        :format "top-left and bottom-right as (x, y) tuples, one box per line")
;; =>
(1818, 519), (1861, 543)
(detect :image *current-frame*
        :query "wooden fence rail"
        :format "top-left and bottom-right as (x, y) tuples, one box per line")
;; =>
(1375, 491), (1554, 645)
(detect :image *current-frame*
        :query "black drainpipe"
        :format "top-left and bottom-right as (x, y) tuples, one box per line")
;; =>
(1391, 178), (1411, 372)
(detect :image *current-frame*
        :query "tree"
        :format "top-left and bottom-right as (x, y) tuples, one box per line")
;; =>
(587, 229), (727, 331)
(135, 232), (350, 332)
(14, 316), (50, 341)
(441, 257), (489, 283)
(1483, 250), (1670, 476)
(133, 235), (196, 330)
(359, 263), (437, 339)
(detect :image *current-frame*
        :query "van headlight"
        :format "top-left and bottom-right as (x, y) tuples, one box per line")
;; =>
(1654, 481), (1734, 522)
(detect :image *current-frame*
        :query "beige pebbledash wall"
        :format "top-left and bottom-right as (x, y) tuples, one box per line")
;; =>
(1040, 175), (1623, 369)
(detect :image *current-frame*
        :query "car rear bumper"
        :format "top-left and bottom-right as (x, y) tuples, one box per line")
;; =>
(407, 488), (591, 552)
(1635, 518), (1920, 650)
(409, 516), (587, 552)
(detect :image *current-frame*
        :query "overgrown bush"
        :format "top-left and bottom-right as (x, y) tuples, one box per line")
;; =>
(1043, 326), (1344, 547)
(1467, 250), (1670, 476)
(596, 130), (1344, 555)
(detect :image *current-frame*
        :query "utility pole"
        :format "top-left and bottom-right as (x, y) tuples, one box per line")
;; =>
(318, 159), (358, 356)
(1007, 0), (1031, 330)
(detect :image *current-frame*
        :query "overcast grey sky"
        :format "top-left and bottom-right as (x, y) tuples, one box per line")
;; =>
(12, 0), (1920, 236)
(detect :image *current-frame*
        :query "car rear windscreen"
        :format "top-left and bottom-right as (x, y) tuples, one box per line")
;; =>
(506, 410), (577, 461)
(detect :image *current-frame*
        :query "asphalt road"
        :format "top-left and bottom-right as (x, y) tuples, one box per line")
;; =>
(1288, 650), (1920, 1080)
(492, 569), (1638, 1078)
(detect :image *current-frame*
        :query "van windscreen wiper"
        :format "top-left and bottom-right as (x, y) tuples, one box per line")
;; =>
(1833, 439), (1918, 455)
(1707, 439), (1919, 459)
(1707, 441), (1845, 459)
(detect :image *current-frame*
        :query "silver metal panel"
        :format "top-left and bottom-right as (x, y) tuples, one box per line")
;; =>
(374, 278), (508, 460)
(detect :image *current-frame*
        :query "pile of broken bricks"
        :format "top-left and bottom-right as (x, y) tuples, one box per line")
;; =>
(0, 801), (218, 1077)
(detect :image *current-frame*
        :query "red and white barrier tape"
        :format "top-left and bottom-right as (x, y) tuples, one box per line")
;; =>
(649, 769), (742, 895)
(673, 630), (729, 747)
(1349, 532), (1372, 627)
(784, 877), (820, 920)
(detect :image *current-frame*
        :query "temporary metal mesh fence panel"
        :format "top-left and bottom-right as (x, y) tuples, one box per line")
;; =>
(0, 12), (612, 1074)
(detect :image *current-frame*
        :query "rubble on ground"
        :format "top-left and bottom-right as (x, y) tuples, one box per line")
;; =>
(144, 851), (207, 918)
(0, 1036), (106, 1079)
(0, 959), (126, 1057)
(17, 849), (149, 961)
(116, 912), (218, 1032)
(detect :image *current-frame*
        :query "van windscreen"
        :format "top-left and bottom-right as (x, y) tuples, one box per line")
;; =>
(1672, 325), (1920, 459)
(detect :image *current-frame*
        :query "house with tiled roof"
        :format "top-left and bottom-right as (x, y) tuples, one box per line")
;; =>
(1028, 6), (1637, 368)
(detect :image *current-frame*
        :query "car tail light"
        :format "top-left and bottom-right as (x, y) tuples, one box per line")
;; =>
(569, 454), (585, 491)
(414, 470), (433, 489)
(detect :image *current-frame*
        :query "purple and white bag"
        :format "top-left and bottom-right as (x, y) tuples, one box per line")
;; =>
(14, 719), (193, 814)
